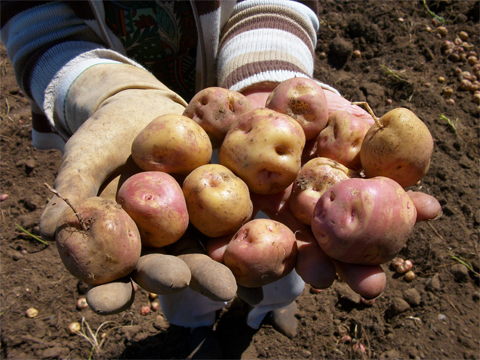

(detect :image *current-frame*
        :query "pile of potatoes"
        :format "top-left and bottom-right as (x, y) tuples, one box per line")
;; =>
(55, 77), (435, 292)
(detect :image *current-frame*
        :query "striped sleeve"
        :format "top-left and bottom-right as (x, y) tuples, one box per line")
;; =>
(0, 1), (140, 150)
(217, 0), (320, 92)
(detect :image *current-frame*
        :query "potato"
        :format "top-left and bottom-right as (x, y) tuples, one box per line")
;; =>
(55, 197), (142, 285)
(265, 77), (329, 140)
(131, 114), (212, 175)
(316, 110), (370, 170)
(360, 108), (434, 188)
(311, 177), (417, 265)
(223, 219), (298, 288)
(183, 87), (253, 149)
(116, 171), (189, 248)
(182, 164), (253, 238)
(290, 157), (358, 225)
(219, 108), (306, 194)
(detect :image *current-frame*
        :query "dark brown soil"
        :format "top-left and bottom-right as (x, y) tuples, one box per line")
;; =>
(1, 1), (479, 359)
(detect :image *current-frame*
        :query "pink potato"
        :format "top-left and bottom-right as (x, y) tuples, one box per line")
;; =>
(316, 110), (371, 171)
(182, 164), (253, 238)
(219, 108), (306, 195)
(183, 87), (253, 149)
(265, 77), (329, 140)
(116, 171), (189, 248)
(55, 197), (142, 285)
(131, 114), (212, 176)
(223, 219), (298, 288)
(311, 176), (417, 265)
(290, 157), (359, 225)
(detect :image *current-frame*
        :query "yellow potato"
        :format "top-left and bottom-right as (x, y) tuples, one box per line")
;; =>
(182, 164), (253, 238)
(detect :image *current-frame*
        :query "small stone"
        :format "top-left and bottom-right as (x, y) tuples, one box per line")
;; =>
(403, 288), (421, 307)
(25, 158), (36, 172)
(472, 292), (479, 301)
(438, 314), (447, 321)
(438, 76), (445, 83)
(380, 349), (401, 359)
(426, 273), (442, 291)
(301, 349), (312, 358)
(388, 297), (410, 317)
(41, 347), (70, 359)
(153, 315), (169, 331)
(11, 251), (24, 261)
(446, 98), (455, 106)
(450, 263), (469, 281)
(336, 283), (361, 304)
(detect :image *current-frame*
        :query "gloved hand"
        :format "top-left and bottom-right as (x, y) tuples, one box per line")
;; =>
(39, 64), (238, 314)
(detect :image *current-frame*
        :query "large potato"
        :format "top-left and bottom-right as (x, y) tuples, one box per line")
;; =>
(223, 219), (298, 288)
(182, 164), (253, 238)
(219, 108), (305, 194)
(131, 114), (212, 176)
(183, 87), (253, 149)
(316, 110), (370, 171)
(266, 77), (329, 140)
(116, 171), (189, 248)
(290, 157), (358, 225)
(360, 108), (434, 188)
(55, 197), (142, 285)
(311, 177), (417, 265)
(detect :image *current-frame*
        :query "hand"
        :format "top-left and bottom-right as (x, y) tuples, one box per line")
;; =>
(40, 64), (237, 315)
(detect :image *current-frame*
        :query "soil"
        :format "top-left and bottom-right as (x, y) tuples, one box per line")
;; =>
(1, 1), (479, 359)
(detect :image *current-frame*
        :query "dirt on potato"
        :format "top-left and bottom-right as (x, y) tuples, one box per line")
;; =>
(1, 1), (479, 359)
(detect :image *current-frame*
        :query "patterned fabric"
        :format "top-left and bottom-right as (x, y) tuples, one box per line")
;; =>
(103, 1), (198, 101)
(1, 0), (323, 151)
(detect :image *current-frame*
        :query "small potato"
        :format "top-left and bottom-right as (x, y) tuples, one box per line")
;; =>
(290, 157), (358, 225)
(316, 110), (370, 170)
(266, 77), (329, 140)
(56, 197), (142, 285)
(116, 171), (189, 248)
(219, 108), (305, 194)
(311, 177), (417, 265)
(182, 164), (253, 238)
(223, 219), (298, 288)
(183, 87), (253, 149)
(131, 114), (212, 176)
(360, 108), (433, 188)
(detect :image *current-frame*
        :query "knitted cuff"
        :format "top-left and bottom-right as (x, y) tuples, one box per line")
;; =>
(217, 2), (317, 92)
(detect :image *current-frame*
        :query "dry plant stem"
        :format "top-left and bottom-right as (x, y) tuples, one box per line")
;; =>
(351, 102), (384, 129)
(43, 183), (87, 231)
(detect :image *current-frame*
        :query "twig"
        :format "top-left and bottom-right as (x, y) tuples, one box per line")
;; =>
(351, 101), (383, 128)
(43, 183), (87, 231)
(447, 300), (460, 315)
(15, 224), (49, 246)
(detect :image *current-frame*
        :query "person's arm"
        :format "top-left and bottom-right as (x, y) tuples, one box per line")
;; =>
(0, 1), (139, 150)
